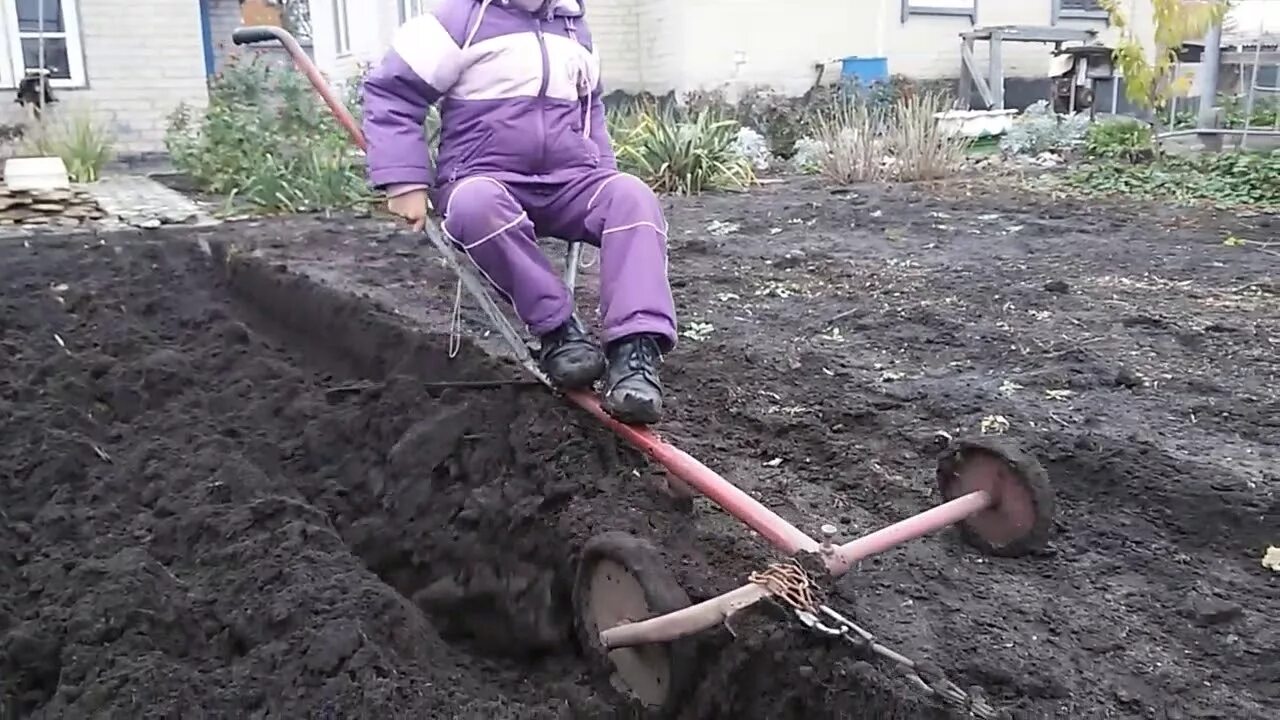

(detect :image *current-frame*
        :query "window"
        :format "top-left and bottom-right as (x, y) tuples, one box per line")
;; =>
(0, 0), (86, 88)
(332, 0), (351, 55)
(399, 0), (429, 23)
(901, 0), (977, 23)
(1054, 0), (1109, 22)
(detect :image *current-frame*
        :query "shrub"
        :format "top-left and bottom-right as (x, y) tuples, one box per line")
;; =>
(807, 96), (885, 183)
(165, 55), (370, 213)
(682, 85), (846, 160)
(19, 109), (114, 183)
(1084, 117), (1154, 162)
(608, 100), (755, 194)
(1221, 94), (1279, 129)
(734, 86), (835, 159)
(883, 90), (972, 181)
(1068, 149), (1280, 209)
(800, 90), (970, 183)
(1170, 94), (1280, 130)
(1000, 100), (1090, 155)
(733, 126), (774, 171)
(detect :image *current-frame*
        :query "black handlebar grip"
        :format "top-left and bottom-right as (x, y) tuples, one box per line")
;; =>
(232, 26), (283, 46)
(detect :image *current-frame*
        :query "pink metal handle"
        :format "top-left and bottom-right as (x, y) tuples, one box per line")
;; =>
(825, 490), (992, 575)
(601, 490), (996, 650)
(564, 390), (820, 555)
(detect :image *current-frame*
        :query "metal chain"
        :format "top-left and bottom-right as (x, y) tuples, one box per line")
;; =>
(747, 561), (1007, 719)
(796, 604), (1010, 720)
(749, 561), (821, 613)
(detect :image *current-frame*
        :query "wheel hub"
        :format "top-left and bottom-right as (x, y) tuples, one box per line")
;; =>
(936, 437), (1055, 557)
(950, 449), (1039, 547)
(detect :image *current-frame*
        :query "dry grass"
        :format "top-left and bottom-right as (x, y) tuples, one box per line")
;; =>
(809, 97), (885, 184)
(808, 90), (971, 184)
(885, 91), (972, 181)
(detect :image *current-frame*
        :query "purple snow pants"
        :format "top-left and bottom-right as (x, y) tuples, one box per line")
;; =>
(433, 168), (677, 350)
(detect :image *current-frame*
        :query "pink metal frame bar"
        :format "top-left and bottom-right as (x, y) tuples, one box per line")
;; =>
(238, 25), (996, 643)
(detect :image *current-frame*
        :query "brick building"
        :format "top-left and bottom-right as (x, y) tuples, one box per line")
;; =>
(0, 0), (212, 158)
(306, 0), (1137, 99)
(0, 0), (312, 160)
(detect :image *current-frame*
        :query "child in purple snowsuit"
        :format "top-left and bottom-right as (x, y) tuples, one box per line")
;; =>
(362, 0), (676, 425)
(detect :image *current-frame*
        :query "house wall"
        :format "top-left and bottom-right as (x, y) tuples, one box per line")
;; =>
(0, 0), (210, 157)
(309, 0), (405, 88)
(308, 0), (1162, 105)
(642, 0), (1136, 98)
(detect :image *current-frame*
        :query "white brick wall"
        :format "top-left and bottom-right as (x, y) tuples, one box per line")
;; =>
(637, 0), (1129, 97)
(309, 0), (1149, 100)
(581, 0), (642, 92)
(0, 0), (209, 157)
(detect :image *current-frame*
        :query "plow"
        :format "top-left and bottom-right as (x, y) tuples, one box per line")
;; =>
(232, 26), (1056, 718)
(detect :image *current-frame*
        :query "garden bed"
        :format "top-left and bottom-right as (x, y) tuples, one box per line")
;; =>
(1, 180), (1275, 719)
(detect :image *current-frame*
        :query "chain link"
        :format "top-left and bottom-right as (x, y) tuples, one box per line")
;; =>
(798, 604), (1009, 719)
(749, 561), (821, 613)
(749, 561), (1008, 719)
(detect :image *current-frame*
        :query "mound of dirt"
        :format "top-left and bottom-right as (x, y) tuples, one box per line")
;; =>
(0, 235), (933, 719)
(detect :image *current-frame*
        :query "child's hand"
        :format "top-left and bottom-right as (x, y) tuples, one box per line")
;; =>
(387, 187), (430, 232)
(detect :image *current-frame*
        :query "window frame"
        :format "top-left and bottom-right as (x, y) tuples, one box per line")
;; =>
(900, 0), (978, 23)
(1053, 0), (1110, 23)
(332, 0), (351, 56)
(398, 0), (429, 23)
(0, 0), (87, 89)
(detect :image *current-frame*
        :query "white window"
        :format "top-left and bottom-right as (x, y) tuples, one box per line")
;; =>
(332, 0), (351, 55)
(399, 0), (430, 23)
(901, 0), (977, 22)
(1054, 0), (1109, 22)
(0, 0), (86, 89)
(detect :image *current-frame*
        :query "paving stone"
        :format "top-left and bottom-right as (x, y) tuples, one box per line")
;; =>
(85, 175), (221, 230)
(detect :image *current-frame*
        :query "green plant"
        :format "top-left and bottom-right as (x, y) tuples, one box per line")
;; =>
(681, 85), (846, 160)
(1067, 149), (1280, 209)
(19, 109), (114, 183)
(1171, 94), (1279, 130)
(1100, 0), (1231, 130)
(608, 100), (755, 194)
(1085, 117), (1154, 162)
(1000, 100), (1091, 155)
(165, 55), (371, 213)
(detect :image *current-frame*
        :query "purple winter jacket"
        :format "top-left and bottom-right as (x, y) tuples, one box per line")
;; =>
(361, 0), (616, 191)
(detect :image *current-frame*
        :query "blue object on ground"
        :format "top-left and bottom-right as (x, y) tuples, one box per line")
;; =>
(839, 56), (889, 85)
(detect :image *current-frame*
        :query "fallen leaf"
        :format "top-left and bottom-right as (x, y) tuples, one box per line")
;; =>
(1263, 546), (1280, 572)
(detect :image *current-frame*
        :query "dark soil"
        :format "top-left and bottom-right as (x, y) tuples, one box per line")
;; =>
(2, 178), (1277, 719)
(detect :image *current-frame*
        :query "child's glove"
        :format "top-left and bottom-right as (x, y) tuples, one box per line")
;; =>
(386, 185), (431, 232)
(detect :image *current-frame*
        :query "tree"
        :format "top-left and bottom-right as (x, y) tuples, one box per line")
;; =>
(1100, 0), (1231, 124)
